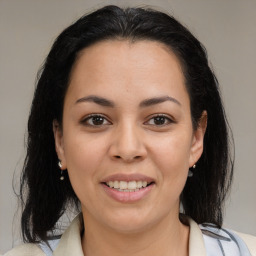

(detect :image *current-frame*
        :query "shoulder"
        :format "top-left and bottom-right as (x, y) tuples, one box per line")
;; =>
(200, 223), (256, 256)
(234, 230), (256, 255)
(3, 214), (81, 256)
(4, 238), (60, 256)
(3, 243), (45, 256)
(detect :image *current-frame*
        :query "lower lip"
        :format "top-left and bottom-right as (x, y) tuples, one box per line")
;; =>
(101, 183), (154, 203)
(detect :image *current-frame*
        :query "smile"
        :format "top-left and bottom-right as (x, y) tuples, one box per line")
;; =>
(106, 180), (150, 192)
(102, 181), (155, 202)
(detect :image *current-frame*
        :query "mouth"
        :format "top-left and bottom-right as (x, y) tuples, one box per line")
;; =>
(100, 174), (155, 202)
(103, 180), (155, 192)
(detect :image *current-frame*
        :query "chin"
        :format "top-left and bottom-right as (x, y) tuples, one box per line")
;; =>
(99, 209), (163, 234)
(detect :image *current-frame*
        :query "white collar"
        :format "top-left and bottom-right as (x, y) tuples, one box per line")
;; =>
(52, 213), (207, 256)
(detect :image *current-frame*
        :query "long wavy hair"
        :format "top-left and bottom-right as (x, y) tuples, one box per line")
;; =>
(20, 5), (233, 243)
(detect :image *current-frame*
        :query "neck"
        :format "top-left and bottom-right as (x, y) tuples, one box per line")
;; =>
(81, 211), (189, 256)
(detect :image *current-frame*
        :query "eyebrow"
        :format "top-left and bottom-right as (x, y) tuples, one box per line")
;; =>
(76, 95), (181, 108)
(139, 96), (181, 107)
(76, 95), (115, 107)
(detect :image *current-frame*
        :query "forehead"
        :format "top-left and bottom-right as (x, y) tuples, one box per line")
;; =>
(72, 39), (183, 78)
(66, 39), (188, 106)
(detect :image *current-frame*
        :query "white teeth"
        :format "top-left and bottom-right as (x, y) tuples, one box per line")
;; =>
(128, 181), (137, 190)
(120, 181), (128, 189)
(113, 181), (119, 189)
(137, 181), (142, 188)
(142, 181), (147, 187)
(109, 181), (114, 188)
(106, 180), (151, 191)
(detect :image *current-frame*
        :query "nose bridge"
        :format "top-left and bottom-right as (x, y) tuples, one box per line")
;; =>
(110, 119), (146, 161)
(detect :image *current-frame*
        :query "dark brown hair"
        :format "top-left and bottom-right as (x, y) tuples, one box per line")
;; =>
(20, 5), (233, 243)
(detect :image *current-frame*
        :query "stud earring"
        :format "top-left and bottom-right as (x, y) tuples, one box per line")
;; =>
(58, 160), (64, 181)
(188, 170), (193, 177)
(60, 170), (65, 181)
(188, 164), (196, 178)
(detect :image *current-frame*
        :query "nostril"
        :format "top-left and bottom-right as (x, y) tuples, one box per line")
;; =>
(113, 155), (143, 162)
(115, 155), (141, 159)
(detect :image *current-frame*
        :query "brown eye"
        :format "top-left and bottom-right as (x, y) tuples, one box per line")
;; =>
(82, 115), (111, 126)
(153, 116), (167, 125)
(91, 116), (104, 125)
(146, 115), (173, 126)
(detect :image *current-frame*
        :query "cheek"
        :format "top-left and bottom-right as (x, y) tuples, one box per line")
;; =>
(149, 131), (192, 183)
(63, 132), (107, 189)
(152, 134), (192, 205)
(153, 134), (191, 166)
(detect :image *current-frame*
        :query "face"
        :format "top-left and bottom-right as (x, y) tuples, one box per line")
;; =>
(54, 40), (206, 233)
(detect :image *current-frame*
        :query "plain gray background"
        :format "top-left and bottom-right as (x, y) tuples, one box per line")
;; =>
(0, 0), (255, 253)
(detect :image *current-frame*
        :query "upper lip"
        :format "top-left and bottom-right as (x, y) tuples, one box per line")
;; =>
(101, 173), (155, 183)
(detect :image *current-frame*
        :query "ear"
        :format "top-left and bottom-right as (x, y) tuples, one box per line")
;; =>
(53, 119), (67, 169)
(189, 111), (207, 167)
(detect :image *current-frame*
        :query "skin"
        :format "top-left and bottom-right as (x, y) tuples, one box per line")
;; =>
(54, 40), (207, 256)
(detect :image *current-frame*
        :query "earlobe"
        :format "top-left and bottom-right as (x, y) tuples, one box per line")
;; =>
(189, 111), (207, 167)
(53, 120), (67, 169)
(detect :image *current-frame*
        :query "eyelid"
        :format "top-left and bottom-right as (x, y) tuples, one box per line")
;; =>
(144, 114), (175, 126)
(80, 113), (175, 127)
(80, 114), (112, 126)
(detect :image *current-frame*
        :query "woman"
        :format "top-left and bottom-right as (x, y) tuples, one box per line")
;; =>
(5, 5), (256, 256)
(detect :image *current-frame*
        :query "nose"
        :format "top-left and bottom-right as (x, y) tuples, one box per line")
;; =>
(108, 122), (147, 163)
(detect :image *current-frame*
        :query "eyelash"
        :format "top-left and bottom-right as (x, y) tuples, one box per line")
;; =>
(145, 114), (174, 126)
(80, 114), (174, 127)
(81, 114), (111, 127)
